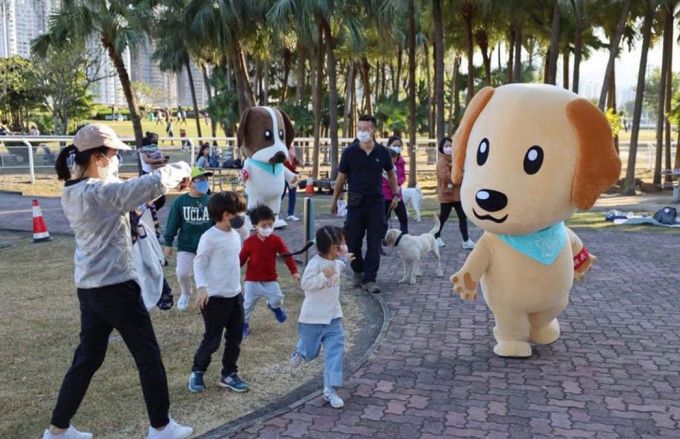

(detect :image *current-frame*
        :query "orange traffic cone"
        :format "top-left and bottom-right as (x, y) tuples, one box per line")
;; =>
(305, 177), (314, 195)
(32, 199), (52, 243)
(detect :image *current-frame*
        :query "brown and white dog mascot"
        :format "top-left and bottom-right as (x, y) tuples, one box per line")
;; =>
(449, 84), (621, 358)
(238, 106), (299, 228)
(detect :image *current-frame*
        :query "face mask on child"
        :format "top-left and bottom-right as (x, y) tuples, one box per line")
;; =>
(194, 180), (210, 194)
(336, 244), (348, 258)
(230, 214), (245, 229)
(443, 146), (452, 155)
(258, 226), (274, 238)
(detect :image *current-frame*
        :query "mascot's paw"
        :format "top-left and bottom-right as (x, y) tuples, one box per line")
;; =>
(451, 271), (477, 300)
(574, 254), (597, 282)
(493, 341), (532, 358)
(529, 319), (561, 345)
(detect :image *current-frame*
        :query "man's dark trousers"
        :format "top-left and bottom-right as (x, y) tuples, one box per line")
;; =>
(345, 196), (387, 284)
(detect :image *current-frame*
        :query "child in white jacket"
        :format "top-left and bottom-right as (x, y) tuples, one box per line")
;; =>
(289, 225), (353, 408)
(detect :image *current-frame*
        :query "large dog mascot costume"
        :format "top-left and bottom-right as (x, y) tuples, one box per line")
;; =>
(449, 84), (621, 358)
(238, 106), (299, 228)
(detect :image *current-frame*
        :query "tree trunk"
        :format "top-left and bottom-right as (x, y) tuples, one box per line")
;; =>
(608, 68), (619, 153)
(507, 30), (515, 83)
(185, 59), (203, 138)
(343, 62), (355, 137)
(513, 22), (523, 82)
(322, 18), (340, 180)
(623, 2), (653, 195)
(476, 29), (491, 85)
(312, 26), (324, 181)
(599, 0), (632, 110)
(104, 41), (143, 165)
(201, 64), (218, 141)
(263, 62), (269, 105)
(547, 0), (561, 85)
(381, 63), (387, 98)
(425, 43), (434, 138)
(664, 6), (674, 182)
(434, 0), (445, 141)
(408, 0), (417, 187)
(295, 42), (305, 104)
(572, 14), (582, 94)
(396, 46), (403, 98)
(463, 1), (475, 104)
(562, 46), (570, 89)
(449, 56), (461, 131)
(654, 4), (672, 185)
(360, 56), (372, 114)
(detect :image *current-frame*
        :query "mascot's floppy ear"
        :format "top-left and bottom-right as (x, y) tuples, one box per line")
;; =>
(451, 87), (495, 184)
(279, 109), (296, 149)
(566, 99), (621, 210)
(237, 108), (252, 150)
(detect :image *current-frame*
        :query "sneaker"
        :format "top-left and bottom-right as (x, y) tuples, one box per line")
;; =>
(461, 239), (476, 250)
(147, 417), (193, 439)
(352, 272), (362, 288)
(219, 372), (250, 392)
(287, 215), (300, 222)
(177, 294), (190, 311)
(436, 237), (446, 247)
(289, 349), (303, 369)
(242, 323), (250, 337)
(42, 426), (93, 439)
(323, 387), (345, 408)
(363, 282), (381, 294)
(188, 371), (205, 393)
(267, 303), (288, 323)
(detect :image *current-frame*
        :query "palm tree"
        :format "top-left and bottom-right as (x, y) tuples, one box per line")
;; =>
(623, 0), (657, 194)
(33, 0), (158, 150)
(153, 0), (202, 138)
(546, 0), (561, 84)
(598, 0), (632, 110)
(653, 0), (676, 185)
(432, 0), (445, 140)
(407, 0), (417, 187)
(461, 0), (476, 103)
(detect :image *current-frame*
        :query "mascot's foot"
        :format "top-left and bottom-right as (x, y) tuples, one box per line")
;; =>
(493, 341), (532, 358)
(274, 219), (288, 229)
(529, 319), (560, 345)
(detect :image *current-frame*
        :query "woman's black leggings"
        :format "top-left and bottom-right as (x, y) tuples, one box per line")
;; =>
(384, 199), (409, 234)
(435, 201), (468, 241)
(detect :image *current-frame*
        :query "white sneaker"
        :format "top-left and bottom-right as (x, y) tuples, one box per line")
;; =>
(287, 215), (300, 222)
(177, 294), (190, 311)
(42, 426), (93, 439)
(147, 418), (193, 439)
(323, 387), (344, 408)
(462, 239), (476, 250)
(436, 237), (446, 247)
(289, 350), (303, 369)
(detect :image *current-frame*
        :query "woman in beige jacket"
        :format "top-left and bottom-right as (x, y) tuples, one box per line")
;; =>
(436, 137), (475, 249)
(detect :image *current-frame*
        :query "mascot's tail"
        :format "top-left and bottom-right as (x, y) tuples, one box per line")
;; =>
(428, 215), (441, 236)
(281, 240), (315, 257)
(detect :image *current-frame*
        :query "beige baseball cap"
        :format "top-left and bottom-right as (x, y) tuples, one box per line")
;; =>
(73, 123), (132, 152)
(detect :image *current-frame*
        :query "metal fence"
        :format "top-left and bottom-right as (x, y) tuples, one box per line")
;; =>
(0, 135), (667, 184)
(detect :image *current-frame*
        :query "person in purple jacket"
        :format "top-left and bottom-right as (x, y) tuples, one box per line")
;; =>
(382, 136), (408, 234)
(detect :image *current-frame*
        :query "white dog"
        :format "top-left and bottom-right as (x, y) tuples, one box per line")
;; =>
(402, 185), (423, 222)
(382, 215), (443, 284)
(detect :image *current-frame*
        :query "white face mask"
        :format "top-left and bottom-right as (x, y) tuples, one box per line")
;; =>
(258, 226), (274, 238)
(357, 131), (372, 143)
(97, 154), (119, 180)
(443, 146), (452, 155)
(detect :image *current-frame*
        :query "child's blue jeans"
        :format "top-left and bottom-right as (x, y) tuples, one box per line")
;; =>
(296, 318), (344, 388)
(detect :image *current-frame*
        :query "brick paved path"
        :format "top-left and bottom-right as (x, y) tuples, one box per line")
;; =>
(226, 220), (680, 439)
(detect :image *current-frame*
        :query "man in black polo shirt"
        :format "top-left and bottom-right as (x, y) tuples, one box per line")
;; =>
(331, 115), (400, 294)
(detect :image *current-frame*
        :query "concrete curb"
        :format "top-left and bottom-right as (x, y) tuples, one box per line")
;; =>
(197, 290), (392, 439)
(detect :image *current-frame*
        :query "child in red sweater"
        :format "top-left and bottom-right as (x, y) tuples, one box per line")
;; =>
(240, 205), (301, 336)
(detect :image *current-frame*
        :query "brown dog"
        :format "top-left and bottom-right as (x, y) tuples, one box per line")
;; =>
(237, 106), (299, 227)
(449, 84), (621, 357)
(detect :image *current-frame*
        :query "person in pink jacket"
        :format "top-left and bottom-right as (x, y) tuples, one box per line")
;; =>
(382, 136), (408, 234)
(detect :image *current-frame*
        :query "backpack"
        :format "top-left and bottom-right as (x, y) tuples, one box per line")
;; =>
(209, 153), (220, 168)
(223, 158), (242, 169)
(653, 206), (678, 225)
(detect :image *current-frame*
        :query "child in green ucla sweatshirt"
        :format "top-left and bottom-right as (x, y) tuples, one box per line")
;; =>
(164, 167), (215, 310)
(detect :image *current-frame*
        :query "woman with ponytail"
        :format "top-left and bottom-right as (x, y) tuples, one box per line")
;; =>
(44, 124), (193, 439)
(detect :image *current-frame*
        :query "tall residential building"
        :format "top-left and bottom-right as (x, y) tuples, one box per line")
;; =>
(176, 61), (209, 109)
(130, 38), (178, 108)
(0, 0), (58, 58)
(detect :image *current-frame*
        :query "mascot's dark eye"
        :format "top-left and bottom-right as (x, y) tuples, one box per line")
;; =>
(524, 146), (544, 175)
(477, 138), (489, 166)
(279, 129), (284, 140)
(264, 130), (273, 141)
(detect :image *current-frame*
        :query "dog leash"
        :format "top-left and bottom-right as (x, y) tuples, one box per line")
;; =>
(393, 231), (405, 247)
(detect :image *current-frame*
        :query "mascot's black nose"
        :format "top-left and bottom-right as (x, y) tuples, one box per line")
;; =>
(476, 189), (507, 212)
(269, 151), (287, 164)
